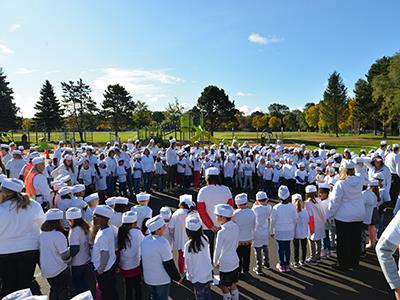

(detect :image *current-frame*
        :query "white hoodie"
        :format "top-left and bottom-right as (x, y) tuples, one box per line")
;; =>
(328, 175), (366, 222)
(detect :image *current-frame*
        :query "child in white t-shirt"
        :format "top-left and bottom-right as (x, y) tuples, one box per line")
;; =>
(252, 191), (272, 275)
(40, 209), (72, 299)
(160, 206), (173, 248)
(291, 194), (309, 268)
(92, 205), (118, 299)
(116, 159), (128, 197)
(271, 186), (298, 272)
(95, 160), (108, 201)
(184, 216), (213, 300)
(78, 159), (95, 195)
(66, 207), (95, 297)
(117, 211), (144, 300)
(169, 195), (194, 274)
(243, 158), (253, 190)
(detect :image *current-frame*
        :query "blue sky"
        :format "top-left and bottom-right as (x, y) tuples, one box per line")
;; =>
(1, 0), (399, 117)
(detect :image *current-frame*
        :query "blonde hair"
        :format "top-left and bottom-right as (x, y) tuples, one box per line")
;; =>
(292, 198), (303, 213)
(338, 167), (355, 180)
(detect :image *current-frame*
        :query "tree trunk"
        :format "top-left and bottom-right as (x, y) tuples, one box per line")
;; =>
(115, 129), (118, 138)
(373, 119), (377, 135)
(47, 130), (51, 141)
(79, 130), (84, 142)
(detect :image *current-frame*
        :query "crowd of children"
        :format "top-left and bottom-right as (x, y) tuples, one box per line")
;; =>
(0, 138), (399, 300)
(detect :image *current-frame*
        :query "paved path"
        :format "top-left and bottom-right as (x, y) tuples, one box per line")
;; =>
(35, 188), (393, 299)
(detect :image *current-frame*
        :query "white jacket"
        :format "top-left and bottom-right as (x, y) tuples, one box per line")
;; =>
(328, 175), (366, 222)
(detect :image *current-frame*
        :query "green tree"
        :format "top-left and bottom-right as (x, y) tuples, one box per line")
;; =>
(0, 68), (20, 130)
(268, 103), (289, 130)
(132, 101), (152, 128)
(61, 79), (98, 141)
(367, 56), (391, 136)
(33, 80), (64, 140)
(268, 116), (281, 130)
(371, 53), (400, 137)
(353, 79), (373, 133)
(101, 84), (135, 136)
(252, 114), (269, 138)
(164, 98), (184, 128)
(305, 104), (320, 130)
(195, 85), (236, 135)
(319, 71), (348, 137)
(283, 110), (303, 131)
(152, 111), (166, 124)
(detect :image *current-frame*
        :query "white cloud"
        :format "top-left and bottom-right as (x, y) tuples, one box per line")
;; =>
(248, 33), (283, 45)
(15, 68), (36, 75)
(0, 44), (14, 54)
(92, 67), (185, 105)
(9, 23), (21, 32)
(45, 70), (61, 74)
(237, 91), (254, 97)
(238, 105), (262, 115)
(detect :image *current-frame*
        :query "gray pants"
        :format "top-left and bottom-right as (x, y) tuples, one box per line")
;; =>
(309, 240), (321, 261)
(254, 246), (269, 270)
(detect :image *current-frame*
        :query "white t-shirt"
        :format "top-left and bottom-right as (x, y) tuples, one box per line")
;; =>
(252, 204), (272, 247)
(184, 237), (213, 284)
(271, 202), (298, 241)
(132, 205), (153, 230)
(197, 185), (232, 229)
(69, 226), (91, 266)
(119, 228), (144, 270)
(92, 226), (116, 272)
(78, 167), (95, 185)
(169, 208), (189, 250)
(294, 209), (309, 239)
(141, 235), (173, 286)
(232, 208), (256, 242)
(6, 158), (26, 178)
(213, 221), (239, 272)
(0, 200), (45, 254)
(39, 230), (69, 278)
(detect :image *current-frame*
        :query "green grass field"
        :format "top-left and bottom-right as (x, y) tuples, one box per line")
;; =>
(4, 130), (399, 153)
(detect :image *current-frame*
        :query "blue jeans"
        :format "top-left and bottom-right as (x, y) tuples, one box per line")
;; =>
(106, 176), (116, 195)
(143, 172), (152, 192)
(277, 240), (291, 267)
(323, 230), (331, 250)
(148, 283), (170, 300)
(126, 168), (133, 194)
(71, 263), (95, 297)
(133, 177), (141, 194)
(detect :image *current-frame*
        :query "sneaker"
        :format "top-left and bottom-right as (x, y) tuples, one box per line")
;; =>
(305, 258), (318, 265)
(366, 243), (375, 249)
(284, 265), (291, 272)
(263, 262), (271, 270)
(276, 263), (285, 272)
(299, 260), (305, 266)
(253, 267), (263, 275)
(292, 262), (301, 268)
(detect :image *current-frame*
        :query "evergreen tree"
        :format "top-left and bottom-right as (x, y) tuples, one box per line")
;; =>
(320, 71), (348, 137)
(61, 79), (98, 142)
(0, 68), (20, 130)
(102, 84), (135, 136)
(33, 80), (64, 140)
(195, 85), (236, 135)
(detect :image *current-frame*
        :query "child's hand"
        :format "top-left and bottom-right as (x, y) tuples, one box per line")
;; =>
(270, 234), (275, 238)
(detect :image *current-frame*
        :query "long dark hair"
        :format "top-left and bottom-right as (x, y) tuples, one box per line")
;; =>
(185, 227), (208, 254)
(206, 175), (220, 185)
(63, 159), (75, 173)
(142, 217), (150, 235)
(114, 204), (128, 213)
(70, 218), (90, 235)
(118, 223), (132, 250)
(41, 219), (65, 233)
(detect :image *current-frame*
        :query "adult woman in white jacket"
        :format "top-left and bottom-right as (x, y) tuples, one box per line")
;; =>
(328, 161), (365, 271)
(0, 178), (45, 297)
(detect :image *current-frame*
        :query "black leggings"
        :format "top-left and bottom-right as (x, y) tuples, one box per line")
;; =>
(236, 244), (251, 273)
(47, 268), (72, 300)
(125, 275), (142, 300)
(293, 238), (307, 262)
(0, 250), (39, 298)
(335, 219), (363, 269)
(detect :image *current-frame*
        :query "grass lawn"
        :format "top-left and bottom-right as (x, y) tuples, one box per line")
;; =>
(4, 130), (399, 153)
